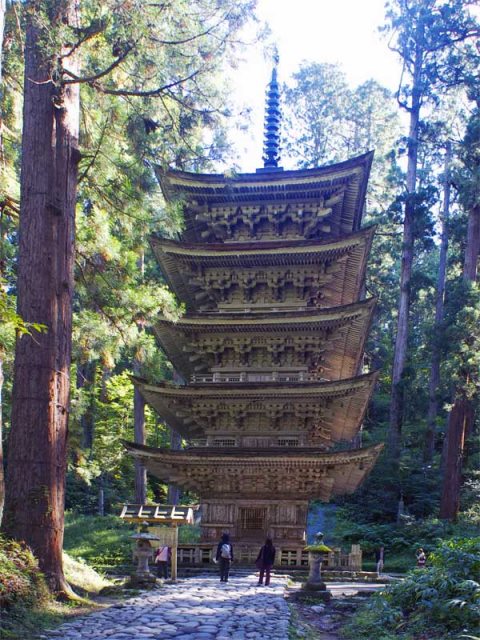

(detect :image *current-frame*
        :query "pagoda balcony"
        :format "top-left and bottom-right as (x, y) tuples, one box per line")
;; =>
(190, 370), (326, 384)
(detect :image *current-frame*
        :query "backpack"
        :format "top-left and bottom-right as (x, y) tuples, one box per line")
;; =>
(220, 543), (231, 559)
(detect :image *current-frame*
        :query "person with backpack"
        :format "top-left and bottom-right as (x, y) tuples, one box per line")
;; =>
(216, 533), (233, 582)
(255, 537), (276, 586)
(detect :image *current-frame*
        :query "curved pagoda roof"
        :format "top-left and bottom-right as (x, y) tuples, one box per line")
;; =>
(124, 441), (384, 501)
(133, 371), (378, 445)
(150, 226), (375, 312)
(155, 151), (373, 242)
(153, 299), (375, 381)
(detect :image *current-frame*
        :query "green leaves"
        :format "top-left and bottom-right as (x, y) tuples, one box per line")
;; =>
(343, 537), (480, 639)
(384, 0), (480, 108)
(0, 278), (47, 350)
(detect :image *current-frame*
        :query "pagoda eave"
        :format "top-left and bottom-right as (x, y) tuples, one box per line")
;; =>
(150, 226), (375, 312)
(124, 441), (383, 501)
(155, 151), (373, 206)
(133, 371), (379, 444)
(153, 299), (375, 381)
(156, 298), (375, 327)
(155, 152), (373, 241)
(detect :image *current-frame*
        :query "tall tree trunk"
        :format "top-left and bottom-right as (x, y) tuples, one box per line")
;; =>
(388, 42), (423, 458)
(77, 361), (96, 450)
(167, 370), (183, 504)
(439, 395), (472, 521)
(463, 204), (480, 281)
(98, 473), (105, 516)
(2, 1), (80, 594)
(134, 385), (147, 504)
(0, 0), (5, 86)
(424, 145), (451, 463)
(0, 0), (4, 169)
(167, 427), (182, 505)
(0, 350), (4, 524)
(133, 245), (147, 504)
(440, 204), (480, 520)
(0, 0), (6, 521)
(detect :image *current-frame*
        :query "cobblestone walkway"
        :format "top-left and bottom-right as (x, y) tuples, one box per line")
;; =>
(42, 573), (291, 640)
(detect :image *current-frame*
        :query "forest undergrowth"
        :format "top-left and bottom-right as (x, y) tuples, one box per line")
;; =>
(2, 511), (479, 640)
(0, 535), (109, 640)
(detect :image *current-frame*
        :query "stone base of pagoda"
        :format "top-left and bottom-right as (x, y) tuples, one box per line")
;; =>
(199, 498), (308, 547)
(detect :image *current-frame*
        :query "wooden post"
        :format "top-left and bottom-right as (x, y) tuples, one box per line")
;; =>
(171, 525), (178, 581)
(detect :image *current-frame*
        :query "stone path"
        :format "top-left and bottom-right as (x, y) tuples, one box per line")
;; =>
(41, 573), (291, 640)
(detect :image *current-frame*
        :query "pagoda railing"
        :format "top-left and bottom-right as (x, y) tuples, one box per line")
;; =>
(190, 371), (326, 384)
(175, 543), (362, 571)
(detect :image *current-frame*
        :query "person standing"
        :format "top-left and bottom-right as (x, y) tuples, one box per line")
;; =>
(256, 537), (276, 586)
(154, 545), (169, 579)
(375, 545), (385, 577)
(216, 533), (233, 582)
(416, 548), (427, 568)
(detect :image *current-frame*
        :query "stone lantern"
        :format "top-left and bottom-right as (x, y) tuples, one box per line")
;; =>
(303, 531), (332, 601)
(129, 523), (160, 587)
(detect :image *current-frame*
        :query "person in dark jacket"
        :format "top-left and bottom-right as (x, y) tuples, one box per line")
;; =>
(215, 533), (233, 582)
(256, 537), (276, 586)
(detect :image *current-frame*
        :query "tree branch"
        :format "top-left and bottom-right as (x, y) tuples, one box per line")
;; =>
(60, 19), (108, 59)
(91, 67), (202, 97)
(62, 44), (134, 85)
(148, 8), (232, 46)
(78, 117), (110, 184)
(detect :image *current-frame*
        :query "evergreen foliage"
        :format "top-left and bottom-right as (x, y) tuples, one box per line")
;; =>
(343, 537), (480, 639)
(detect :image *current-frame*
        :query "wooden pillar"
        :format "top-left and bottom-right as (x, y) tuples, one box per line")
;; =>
(170, 525), (178, 581)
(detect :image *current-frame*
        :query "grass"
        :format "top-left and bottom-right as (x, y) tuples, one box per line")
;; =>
(0, 597), (93, 640)
(64, 512), (135, 569)
(63, 553), (112, 595)
(63, 511), (201, 569)
(0, 544), (110, 640)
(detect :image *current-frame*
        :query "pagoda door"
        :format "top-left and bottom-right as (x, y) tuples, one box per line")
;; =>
(238, 507), (267, 541)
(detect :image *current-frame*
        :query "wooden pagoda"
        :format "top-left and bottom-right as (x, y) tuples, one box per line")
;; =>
(126, 67), (382, 564)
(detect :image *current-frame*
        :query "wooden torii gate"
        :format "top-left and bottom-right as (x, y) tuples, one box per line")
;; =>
(120, 504), (195, 581)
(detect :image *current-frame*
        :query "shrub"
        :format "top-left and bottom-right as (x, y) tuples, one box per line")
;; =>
(343, 537), (480, 640)
(0, 536), (49, 609)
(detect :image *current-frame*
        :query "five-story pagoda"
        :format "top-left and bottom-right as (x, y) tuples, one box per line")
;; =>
(126, 65), (382, 563)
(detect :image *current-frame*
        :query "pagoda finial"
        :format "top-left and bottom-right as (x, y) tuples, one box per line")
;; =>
(261, 49), (282, 171)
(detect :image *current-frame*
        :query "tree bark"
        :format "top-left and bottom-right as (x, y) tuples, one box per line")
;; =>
(424, 145), (451, 463)
(167, 426), (182, 505)
(439, 395), (473, 520)
(0, 351), (4, 525)
(77, 361), (96, 450)
(388, 40), (423, 458)
(98, 474), (105, 516)
(463, 204), (480, 282)
(0, 0), (5, 84)
(440, 204), (479, 520)
(2, 1), (80, 593)
(167, 370), (183, 504)
(134, 384), (147, 504)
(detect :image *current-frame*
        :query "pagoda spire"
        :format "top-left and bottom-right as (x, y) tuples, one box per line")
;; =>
(261, 53), (282, 170)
